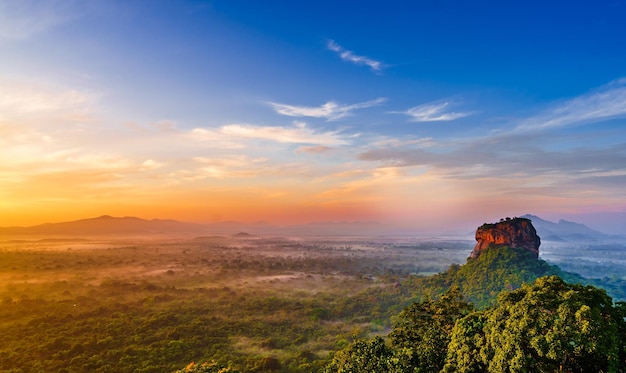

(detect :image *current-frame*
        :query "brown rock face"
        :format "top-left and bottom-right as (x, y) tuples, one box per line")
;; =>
(470, 217), (540, 259)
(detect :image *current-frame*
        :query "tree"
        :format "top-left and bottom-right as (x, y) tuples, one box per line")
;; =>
(441, 312), (487, 373)
(388, 287), (474, 372)
(172, 360), (240, 373)
(444, 276), (626, 373)
(323, 336), (399, 373)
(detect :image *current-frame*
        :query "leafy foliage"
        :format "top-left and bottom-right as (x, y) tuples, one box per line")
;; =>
(325, 241), (626, 373)
(389, 287), (474, 372)
(173, 360), (240, 373)
(444, 276), (626, 373)
(415, 245), (591, 308)
(441, 311), (488, 373)
(325, 288), (474, 373)
(1, 239), (459, 373)
(323, 337), (399, 373)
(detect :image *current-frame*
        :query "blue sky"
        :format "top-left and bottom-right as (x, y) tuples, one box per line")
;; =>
(1, 0), (626, 233)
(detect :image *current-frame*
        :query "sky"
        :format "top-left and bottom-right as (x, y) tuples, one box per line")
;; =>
(1, 0), (626, 234)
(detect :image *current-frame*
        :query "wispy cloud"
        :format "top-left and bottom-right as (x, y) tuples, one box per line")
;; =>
(190, 155), (267, 179)
(269, 97), (385, 121)
(296, 145), (334, 154)
(327, 40), (385, 72)
(189, 155), (310, 179)
(221, 123), (347, 145)
(0, 77), (92, 120)
(140, 159), (164, 171)
(354, 80), (626, 201)
(371, 137), (436, 148)
(398, 101), (472, 122)
(516, 78), (626, 131)
(192, 122), (350, 146)
(358, 128), (626, 191)
(0, 79), (355, 196)
(0, 0), (78, 40)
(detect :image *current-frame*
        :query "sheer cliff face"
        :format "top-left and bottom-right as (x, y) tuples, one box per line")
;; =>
(470, 218), (541, 259)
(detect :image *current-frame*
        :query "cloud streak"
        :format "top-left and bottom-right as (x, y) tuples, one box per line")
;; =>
(296, 145), (334, 154)
(221, 123), (348, 145)
(190, 155), (310, 179)
(269, 97), (385, 121)
(0, 78), (92, 121)
(355, 79), (626, 205)
(399, 101), (472, 122)
(516, 78), (626, 131)
(356, 79), (626, 203)
(358, 130), (626, 189)
(327, 40), (385, 71)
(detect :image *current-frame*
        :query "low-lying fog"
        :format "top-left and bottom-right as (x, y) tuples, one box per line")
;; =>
(0, 234), (623, 372)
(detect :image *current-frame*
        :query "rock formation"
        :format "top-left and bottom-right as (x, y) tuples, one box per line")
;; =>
(470, 217), (541, 259)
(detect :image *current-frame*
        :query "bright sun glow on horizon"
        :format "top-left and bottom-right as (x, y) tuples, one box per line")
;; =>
(1, 1), (626, 234)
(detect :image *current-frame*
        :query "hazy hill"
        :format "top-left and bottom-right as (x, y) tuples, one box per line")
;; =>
(414, 245), (588, 308)
(0, 215), (205, 237)
(411, 217), (626, 307)
(2, 213), (620, 240)
(0, 216), (403, 238)
(520, 213), (615, 242)
(326, 217), (626, 373)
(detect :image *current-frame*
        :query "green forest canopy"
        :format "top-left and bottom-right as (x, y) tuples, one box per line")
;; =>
(326, 276), (626, 373)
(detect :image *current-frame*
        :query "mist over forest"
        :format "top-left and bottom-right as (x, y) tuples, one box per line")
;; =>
(5, 0), (626, 371)
(1, 214), (624, 372)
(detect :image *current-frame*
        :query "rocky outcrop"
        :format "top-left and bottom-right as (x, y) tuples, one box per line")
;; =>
(470, 217), (540, 259)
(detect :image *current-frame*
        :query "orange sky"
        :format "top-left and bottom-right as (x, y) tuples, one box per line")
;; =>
(2, 2), (626, 234)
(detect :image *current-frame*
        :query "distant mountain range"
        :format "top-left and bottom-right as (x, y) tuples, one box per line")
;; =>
(520, 214), (621, 242)
(0, 215), (205, 237)
(0, 215), (397, 238)
(0, 214), (620, 240)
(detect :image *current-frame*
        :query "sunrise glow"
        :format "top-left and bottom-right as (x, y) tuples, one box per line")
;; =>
(1, 1), (626, 233)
